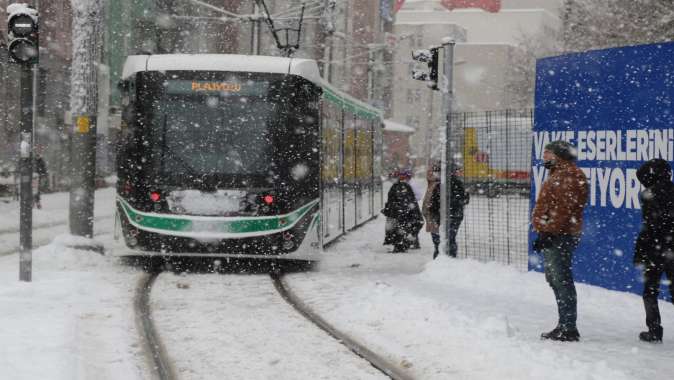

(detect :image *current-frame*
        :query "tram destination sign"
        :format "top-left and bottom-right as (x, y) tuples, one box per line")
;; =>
(164, 80), (269, 96)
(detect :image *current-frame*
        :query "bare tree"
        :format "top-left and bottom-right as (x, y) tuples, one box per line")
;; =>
(505, 29), (564, 109)
(563, 0), (674, 52)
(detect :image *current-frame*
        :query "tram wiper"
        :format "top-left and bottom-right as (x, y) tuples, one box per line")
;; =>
(160, 114), (203, 185)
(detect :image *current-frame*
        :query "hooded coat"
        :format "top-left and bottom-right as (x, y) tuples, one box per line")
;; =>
(383, 180), (423, 237)
(634, 159), (674, 266)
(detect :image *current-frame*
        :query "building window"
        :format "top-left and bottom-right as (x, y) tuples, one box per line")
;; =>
(415, 30), (424, 47)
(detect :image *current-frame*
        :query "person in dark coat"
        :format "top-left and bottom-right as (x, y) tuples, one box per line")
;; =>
(634, 158), (674, 343)
(423, 163), (469, 259)
(383, 169), (400, 246)
(33, 152), (48, 209)
(383, 170), (423, 253)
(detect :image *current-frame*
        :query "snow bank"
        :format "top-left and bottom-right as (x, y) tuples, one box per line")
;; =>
(0, 237), (146, 380)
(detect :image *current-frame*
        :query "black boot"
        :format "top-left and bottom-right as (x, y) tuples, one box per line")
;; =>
(540, 326), (561, 340)
(541, 326), (580, 342)
(639, 326), (663, 343)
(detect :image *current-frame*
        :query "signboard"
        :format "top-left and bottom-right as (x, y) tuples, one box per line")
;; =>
(164, 80), (269, 97)
(75, 116), (90, 134)
(531, 42), (674, 299)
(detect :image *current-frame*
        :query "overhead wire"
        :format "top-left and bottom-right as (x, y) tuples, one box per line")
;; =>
(186, 0), (243, 18)
(272, 1), (324, 18)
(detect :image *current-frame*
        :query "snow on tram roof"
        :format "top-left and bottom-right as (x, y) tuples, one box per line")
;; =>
(121, 54), (322, 84)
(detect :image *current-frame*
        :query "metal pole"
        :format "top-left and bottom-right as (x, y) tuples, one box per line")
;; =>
(19, 64), (34, 282)
(250, 3), (260, 55)
(440, 38), (455, 258)
(367, 48), (373, 103)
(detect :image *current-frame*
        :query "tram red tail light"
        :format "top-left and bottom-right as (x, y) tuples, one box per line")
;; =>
(263, 195), (274, 205)
(150, 191), (161, 202)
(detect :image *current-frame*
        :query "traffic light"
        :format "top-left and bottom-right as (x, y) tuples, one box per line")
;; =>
(411, 47), (439, 90)
(6, 3), (39, 65)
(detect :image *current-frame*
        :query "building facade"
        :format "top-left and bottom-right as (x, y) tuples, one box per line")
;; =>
(391, 0), (562, 164)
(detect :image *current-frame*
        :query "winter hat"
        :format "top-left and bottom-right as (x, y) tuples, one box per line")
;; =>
(399, 169), (413, 179)
(544, 140), (577, 161)
(636, 158), (672, 187)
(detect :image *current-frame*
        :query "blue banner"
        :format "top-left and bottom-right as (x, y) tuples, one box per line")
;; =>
(531, 42), (674, 300)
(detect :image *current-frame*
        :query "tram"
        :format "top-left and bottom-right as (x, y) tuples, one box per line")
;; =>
(113, 54), (383, 262)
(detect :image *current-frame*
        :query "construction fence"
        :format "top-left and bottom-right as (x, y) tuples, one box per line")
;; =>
(450, 109), (533, 270)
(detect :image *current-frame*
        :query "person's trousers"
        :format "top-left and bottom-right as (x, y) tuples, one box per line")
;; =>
(642, 259), (674, 330)
(541, 235), (580, 330)
(431, 232), (440, 259)
(448, 218), (462, 258)
(431, 217), (462, 259)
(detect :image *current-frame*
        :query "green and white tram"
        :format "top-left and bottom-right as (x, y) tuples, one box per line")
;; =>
(114, 54), (383, 262)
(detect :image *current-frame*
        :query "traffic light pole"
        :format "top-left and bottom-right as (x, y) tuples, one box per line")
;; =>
(19, 63), (34, 282)
(440, 39), (456, 258)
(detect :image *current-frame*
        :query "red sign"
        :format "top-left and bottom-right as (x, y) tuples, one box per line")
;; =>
(441, 0), (501, 13)
(393, 0), (406, 13)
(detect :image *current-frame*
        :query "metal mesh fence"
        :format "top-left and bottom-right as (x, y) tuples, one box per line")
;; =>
(450, 109), (533, 270)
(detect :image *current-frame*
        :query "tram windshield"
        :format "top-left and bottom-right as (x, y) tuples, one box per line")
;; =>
(152, 75), (279, 182)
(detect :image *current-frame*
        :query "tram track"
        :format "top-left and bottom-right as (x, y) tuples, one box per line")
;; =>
(136, 267), (414, 380)
(135, 270), (177, 380)
(271, 273), (415, 380)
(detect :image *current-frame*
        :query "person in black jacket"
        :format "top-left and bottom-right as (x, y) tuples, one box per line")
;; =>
(634, 158), (674, 343)
(445, 170), (469, 258)
(383, 170), (423, 253)
(423, 163), (469, 258)
(33, 152), (48, 209)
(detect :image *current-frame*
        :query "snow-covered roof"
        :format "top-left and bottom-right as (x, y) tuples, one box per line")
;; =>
(121, 54), (322, 85)
(384, 120), (415, 133)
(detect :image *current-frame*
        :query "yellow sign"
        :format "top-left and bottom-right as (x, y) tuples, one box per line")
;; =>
(75, 116), (90, 133)
(191, 82), (241, 92)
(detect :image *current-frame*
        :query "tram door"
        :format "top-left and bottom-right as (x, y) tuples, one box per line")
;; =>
(320, 100), (343, 244)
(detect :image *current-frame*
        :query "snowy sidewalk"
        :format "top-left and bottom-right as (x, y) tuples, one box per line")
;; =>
(287, 215), (674, 380)
(0, 234), (147, 380)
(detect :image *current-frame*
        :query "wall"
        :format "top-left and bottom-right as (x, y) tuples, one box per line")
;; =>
(532, 41), (674, 300)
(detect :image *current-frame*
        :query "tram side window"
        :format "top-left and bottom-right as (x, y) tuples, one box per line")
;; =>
(355, 117), (373, 185)
(321, 99), (341, 185)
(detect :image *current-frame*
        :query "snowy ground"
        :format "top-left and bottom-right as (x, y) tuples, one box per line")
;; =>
(1, 187), (673, 379)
